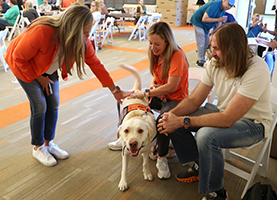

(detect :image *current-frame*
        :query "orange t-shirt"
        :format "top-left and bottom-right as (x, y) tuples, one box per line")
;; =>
(153, 49), (189, 102)
(62, 0), (72, 8)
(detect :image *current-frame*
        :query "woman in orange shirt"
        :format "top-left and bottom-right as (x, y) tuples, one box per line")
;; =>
(108, 22), (189, 179)
(6, 4), (126, 167)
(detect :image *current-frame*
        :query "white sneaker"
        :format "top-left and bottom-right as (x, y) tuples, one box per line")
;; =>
(156, 157), (171, 179)
(48, 141), (69, 160)
(108, 138), (122, 150)
(33, 145), (57, 166)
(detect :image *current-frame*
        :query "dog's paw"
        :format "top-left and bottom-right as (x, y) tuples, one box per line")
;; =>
(118, 180), (128, 191)
(143, 172), (153, 181)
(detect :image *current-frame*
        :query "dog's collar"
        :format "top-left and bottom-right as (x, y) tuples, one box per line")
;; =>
(118, 104), (153, 126)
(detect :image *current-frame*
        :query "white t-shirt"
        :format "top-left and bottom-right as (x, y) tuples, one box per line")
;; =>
(201, 55), (272, 137)
(92, 11), (101, 23)
(46, 48), (63, 75)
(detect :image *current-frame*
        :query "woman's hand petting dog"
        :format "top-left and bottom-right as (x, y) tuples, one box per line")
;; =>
(126, 90), (145, 99)
(114, 90), (133, 104)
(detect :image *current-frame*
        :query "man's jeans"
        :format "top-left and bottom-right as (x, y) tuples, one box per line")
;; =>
(193, 25), (210, 64)
(168, 103), (264, 194)
(17, 71), (60, 145)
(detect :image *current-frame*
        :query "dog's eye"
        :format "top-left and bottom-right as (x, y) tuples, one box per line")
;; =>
(138, 129), (143, 133)
(124, 129), (129, 133)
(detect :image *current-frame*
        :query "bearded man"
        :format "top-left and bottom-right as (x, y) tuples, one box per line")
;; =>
(157, 23), (272, 200)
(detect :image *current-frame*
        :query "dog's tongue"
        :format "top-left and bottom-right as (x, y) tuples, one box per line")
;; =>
(129, 149), (139, 157)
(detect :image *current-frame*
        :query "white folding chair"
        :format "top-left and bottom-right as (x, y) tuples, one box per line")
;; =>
(145, 13), (162, 30)
(223, 82), (277, 198)
(109, 11), (125, 33)
(18, 16), (30, 31)
(96, 17), (115, 47)
(98, 14), (106, 29)
(128, 15), (148, 41)
(7, 14), (21, 41)
(88, 20), (99, 53)
(0, 29), (9, 72)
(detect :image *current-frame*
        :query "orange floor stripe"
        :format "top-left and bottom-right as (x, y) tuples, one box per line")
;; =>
(102, 45), (148, 54)
(0, 43), (195, 129)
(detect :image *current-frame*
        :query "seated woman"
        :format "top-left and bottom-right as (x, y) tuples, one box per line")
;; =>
(135, 0), (146, 14)
(134, 0), (146, 25)
(108, 22), (189, 179)
(90, 0), (101, 23)
(0, 0), (20, 30)
(23, 1), (39, 22)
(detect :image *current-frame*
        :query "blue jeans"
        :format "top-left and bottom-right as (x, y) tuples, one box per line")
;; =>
(193, 25), (210, 64)
(17, 71), (60, 146)
(169, 103), (264, 194)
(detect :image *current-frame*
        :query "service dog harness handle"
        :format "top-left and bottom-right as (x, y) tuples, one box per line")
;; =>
(118, 104), (153, 126)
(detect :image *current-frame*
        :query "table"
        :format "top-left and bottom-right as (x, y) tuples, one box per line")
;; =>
(107, 13), (151, 32)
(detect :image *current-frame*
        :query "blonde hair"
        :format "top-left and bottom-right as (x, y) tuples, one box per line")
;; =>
(147, 21), (187, 80)
(91, 1), (100, 12)
(25, 0), (34, 10)
(211, 23), (254, 79)
(28, 3), (93, 79)
(252, 13), (260, 19)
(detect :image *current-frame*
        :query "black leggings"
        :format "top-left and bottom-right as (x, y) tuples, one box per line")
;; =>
(149, 97), (179, 157)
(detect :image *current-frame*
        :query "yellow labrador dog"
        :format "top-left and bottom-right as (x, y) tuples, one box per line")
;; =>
(117, 64), (156, 191)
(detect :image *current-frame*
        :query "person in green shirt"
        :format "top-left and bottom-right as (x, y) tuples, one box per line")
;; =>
(136, 0), (146, 14)
(0, 0), (20, 30)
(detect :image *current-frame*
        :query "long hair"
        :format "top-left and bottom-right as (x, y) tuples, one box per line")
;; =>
(147, 21), (185, 80)
(27, 3), (93, 79)
(25, 0), (33, 10)
(91, 1), (100, 12)
(211, 23), (255, 79)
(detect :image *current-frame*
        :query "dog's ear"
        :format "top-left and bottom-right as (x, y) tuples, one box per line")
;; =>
(146, 123), (155, 143)
(116, 125), (122, 138)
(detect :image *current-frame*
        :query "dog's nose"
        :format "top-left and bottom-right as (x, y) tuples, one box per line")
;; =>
(129, 140), (138, 149)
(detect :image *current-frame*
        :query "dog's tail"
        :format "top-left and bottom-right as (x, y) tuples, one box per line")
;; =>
(120, 64), (141, 90)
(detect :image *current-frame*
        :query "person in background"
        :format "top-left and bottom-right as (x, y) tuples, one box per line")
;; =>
(17, 0), (22, 9)
(90, 0), (101, 23)
(135, 0), (146, 14)
(0, 0), (19, 30)
(23, 0), (39, 22)
(247, 13), (268, 38)
(157, 23), (271, 200)
(37, 0), (43, 7)
(133, 0), (146, 25)
(108, 22), (190, 180)
(39, 0), (51, 11)
(0, 0), (10, 13)
(98, 0), (107, 15)
(56, 0), (71, 10)
(190, 0), (235, 68)
(5, 3), (127, 167)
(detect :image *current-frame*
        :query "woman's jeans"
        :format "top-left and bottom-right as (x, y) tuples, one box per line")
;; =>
(169, 103), (264, 194)
(149, 97), (179, 157)
(17, 71), (60, 146)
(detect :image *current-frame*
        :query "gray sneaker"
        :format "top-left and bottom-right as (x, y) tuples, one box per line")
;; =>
(33, 145), (57, 166)
(48, 141), (69, 160)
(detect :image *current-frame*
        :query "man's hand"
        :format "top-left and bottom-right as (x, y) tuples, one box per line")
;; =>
(157, 112), (183, 136)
